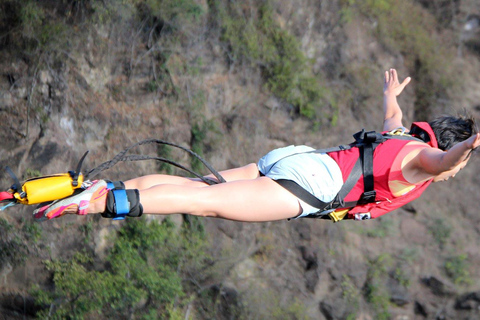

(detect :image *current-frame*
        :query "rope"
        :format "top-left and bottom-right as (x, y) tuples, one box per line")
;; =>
(84, 139), (226, 185)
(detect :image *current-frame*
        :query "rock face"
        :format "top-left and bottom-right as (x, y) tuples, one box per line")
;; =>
(455, 291), (480, 310)
(2, 0), (480, 319)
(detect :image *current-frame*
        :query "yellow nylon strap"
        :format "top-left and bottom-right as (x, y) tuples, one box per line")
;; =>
(328, 209), (349, 222)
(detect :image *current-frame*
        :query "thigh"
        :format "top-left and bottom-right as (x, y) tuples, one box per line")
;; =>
(124, 163), (260, 189)
(193, 176), (302, 221)
(202, 163), (260, 183)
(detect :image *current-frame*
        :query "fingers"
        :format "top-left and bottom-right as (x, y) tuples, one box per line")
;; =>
(473, 133), (480, 149)
(391, 68), (398, 82)
(401, 76), (411, 88)
(384, 68), (411, 86)
(385, 68), (398, 84)
(466, 133), (480, 149)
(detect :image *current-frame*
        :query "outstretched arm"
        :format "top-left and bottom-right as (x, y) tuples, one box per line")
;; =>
(383, 68), (411, 132)
(417, 133), (480, 176)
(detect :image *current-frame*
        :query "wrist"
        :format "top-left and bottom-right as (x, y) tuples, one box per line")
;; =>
(384, 91), (396, 97)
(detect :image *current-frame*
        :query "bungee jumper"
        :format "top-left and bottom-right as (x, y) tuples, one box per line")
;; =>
(1, 69), (479, 222)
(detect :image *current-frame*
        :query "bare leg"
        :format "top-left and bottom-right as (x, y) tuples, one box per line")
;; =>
(124, 163), (260, 189)
(136, 176), (302, 222)
(88, 176), (301, 221)
(64, 164), (301, 221)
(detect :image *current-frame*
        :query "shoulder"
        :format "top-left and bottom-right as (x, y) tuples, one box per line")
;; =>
(397, 141), (432, 167)
(400, 143), (442, 183)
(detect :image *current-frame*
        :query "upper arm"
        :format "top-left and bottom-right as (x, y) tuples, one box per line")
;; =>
(415, 147), (447, 175)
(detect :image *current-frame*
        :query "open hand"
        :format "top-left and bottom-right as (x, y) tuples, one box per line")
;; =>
(384, 68), (411, 97)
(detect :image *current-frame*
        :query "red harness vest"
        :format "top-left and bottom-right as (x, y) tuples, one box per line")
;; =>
(328, 122), (438, 220)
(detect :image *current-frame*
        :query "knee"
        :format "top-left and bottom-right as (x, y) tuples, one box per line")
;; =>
(245, 163), (260, 178)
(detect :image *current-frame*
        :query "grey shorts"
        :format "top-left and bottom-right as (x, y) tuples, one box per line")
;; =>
(258, 145), (343, 217)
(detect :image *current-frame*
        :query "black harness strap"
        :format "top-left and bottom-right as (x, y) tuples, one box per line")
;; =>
(275, 179), (331, 209)
(330, 155), (364, 209)
(357, 130), (384, 204)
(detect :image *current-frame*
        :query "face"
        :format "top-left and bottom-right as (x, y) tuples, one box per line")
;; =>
(433, 158), (469, 182)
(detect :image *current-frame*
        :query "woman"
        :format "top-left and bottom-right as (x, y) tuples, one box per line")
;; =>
(35, 69), (480, 222)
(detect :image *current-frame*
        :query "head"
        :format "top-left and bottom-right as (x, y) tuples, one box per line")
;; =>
(429, 114), (478, 182)
(429, 114), (478, 151)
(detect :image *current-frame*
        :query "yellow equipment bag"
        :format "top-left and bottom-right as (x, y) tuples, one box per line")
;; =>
(6, 151), (89, 206)
(14, 173), (84, 205)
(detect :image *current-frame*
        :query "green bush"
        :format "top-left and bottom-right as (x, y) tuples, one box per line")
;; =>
(0, 0), (78, 58)
(157, 144), (175, 175)
(428, 218), (451, 249)
(23, 168), (41, 180)
(392, 247), (419, 288)
(365, 253), (393, 320)
(21, 218), (42, 244)
(190, 117), (218, 174)
(32, 217), (209, 319)
(0, 218), (40, 269)
(241, 286), (309, 320)
(212, 0), (331, 120)
(132, 0), (205, 88)
(140, 0), (203, 26)
(361, 216), (395, 238)
(393, 266), (411, 288)
(341, 275), (360, 319)
(445, 254), (471, 286)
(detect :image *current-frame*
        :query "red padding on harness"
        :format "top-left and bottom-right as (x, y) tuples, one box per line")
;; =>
(0, 192), (14, 202)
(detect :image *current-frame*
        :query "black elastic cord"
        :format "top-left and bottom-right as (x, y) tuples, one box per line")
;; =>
(85, 139), (226, 185)
(71, 151), (89, 187)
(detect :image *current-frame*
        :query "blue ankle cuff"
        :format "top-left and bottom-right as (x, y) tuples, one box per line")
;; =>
(101, 189), (143, 219)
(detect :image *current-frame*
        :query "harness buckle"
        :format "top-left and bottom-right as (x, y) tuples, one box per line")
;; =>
(353, 129), (384, 144)
(358, 190), (377, 204)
